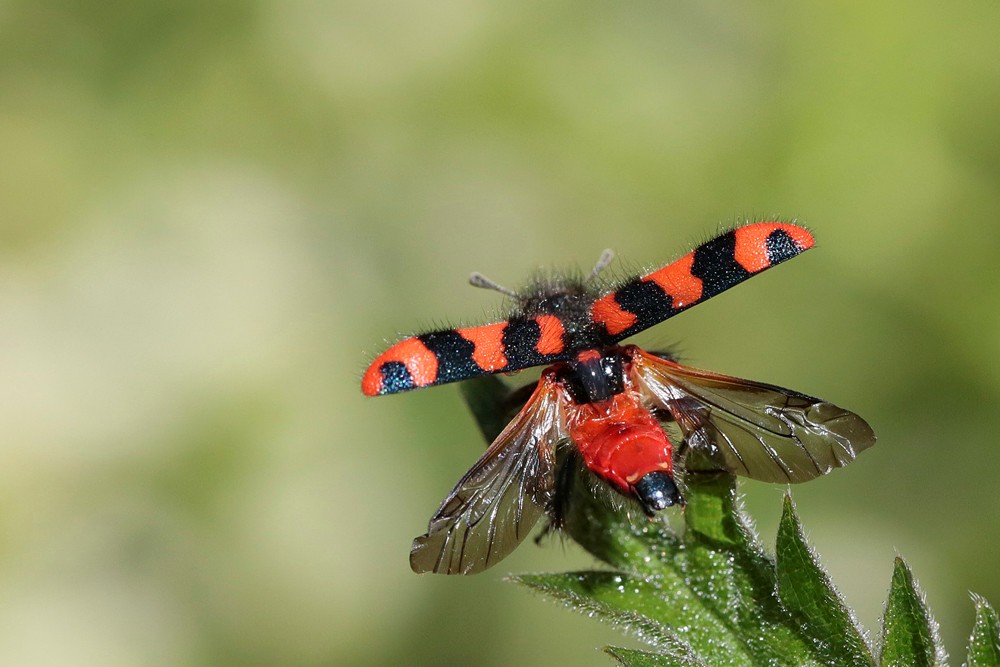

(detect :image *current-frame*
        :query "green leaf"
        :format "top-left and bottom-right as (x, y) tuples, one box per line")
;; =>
(966, 594), (1000, 667)
(672, 478), (822, 666)
(681, 470), (746, 546)
(514, 571), (700, 659)
(514, 569), (755, 664)
(775, 494), (875, 667)
(604, 645), (707, 667)
(518, 471), (826, 666)
(878, 557), (946, 667)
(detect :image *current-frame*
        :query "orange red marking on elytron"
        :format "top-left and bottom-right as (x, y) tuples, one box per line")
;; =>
(362, 337), (438, 396)
(534, 315), (565, 356)
(590, 293), (638, 336)
(457, 322), (509, 372)
(734, 223), (815, 272)
(643, 251), (703, 308)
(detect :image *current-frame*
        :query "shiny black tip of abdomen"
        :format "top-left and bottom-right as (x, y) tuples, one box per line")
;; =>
(634, 471), (685, 517)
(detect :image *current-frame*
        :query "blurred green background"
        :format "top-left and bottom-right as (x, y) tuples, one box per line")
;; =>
(1, 1), (999, 665)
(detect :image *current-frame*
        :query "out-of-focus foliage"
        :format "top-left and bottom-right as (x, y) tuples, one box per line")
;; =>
(0, 1), (998, 666)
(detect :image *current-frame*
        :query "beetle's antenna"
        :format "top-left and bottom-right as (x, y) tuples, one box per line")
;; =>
(469, 272), (518, 298)
(587, 249), (615, 281)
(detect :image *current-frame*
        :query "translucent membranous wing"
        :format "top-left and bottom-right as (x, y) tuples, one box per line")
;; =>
(409, 373), (569, 574)
(629, 348), (875, 483)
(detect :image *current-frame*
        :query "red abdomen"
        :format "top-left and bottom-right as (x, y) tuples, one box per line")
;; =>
(568, 392), (674, 494)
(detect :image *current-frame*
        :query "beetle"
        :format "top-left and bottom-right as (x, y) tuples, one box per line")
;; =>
(363, 222), (875, 574)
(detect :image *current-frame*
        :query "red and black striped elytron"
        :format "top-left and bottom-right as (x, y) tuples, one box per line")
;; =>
(363, 222), (875, 575)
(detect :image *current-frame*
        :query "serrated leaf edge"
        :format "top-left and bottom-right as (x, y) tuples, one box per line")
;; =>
(776, 494), (876, 667)
(964, 593), (1000, 667)
(511, 572), (702, 661)
(879, 556), (948, 667)
(604, 644), (711, 667)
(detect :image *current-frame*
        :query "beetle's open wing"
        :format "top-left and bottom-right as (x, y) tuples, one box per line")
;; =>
(629, 348), (875, 483)
(410, 373), (569, 574)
